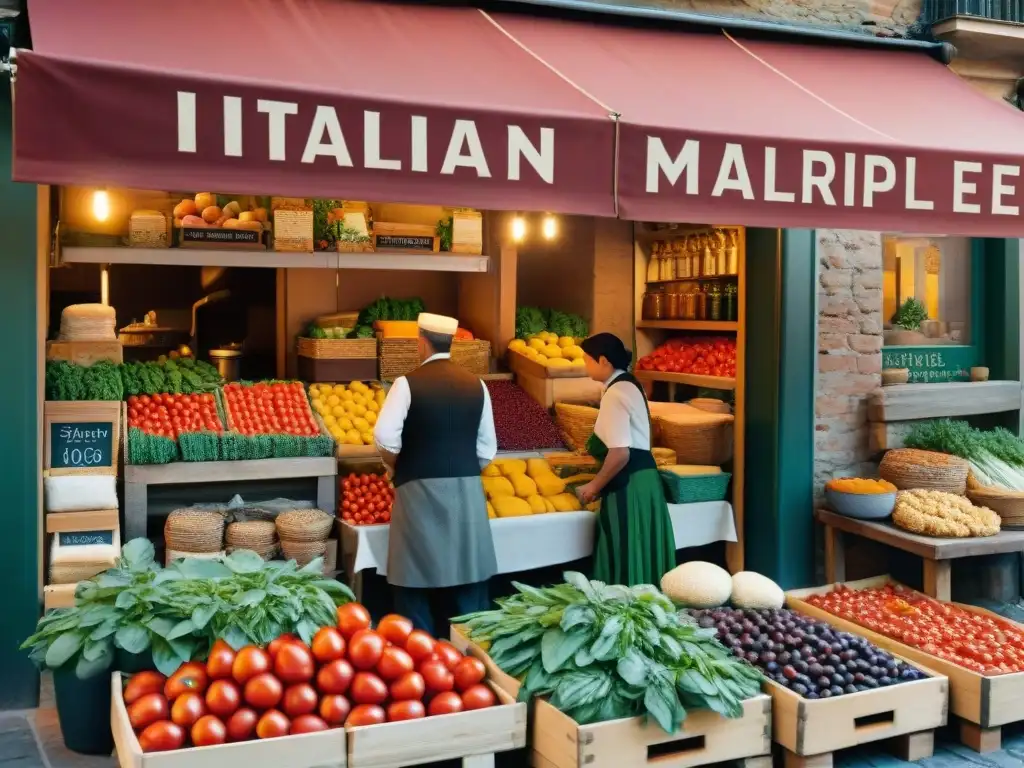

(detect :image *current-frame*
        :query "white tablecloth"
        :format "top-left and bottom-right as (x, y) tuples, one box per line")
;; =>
(340, 501), (736, 577)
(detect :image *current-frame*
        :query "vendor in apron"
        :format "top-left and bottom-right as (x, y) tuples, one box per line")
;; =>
(373, 312), (499, 635)
(574, 333), (676, 586)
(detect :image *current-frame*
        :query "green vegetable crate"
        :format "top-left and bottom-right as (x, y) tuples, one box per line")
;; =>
(660, 471), (731, 504)
(450, 627), (772, 768)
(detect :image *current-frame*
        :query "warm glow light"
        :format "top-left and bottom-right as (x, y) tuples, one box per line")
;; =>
(511, 216), (526, 242)
(542, 215), (557, 240)
(92, 190), (110, 222)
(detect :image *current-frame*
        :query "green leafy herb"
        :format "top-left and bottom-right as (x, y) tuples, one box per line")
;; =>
(905, 419), (1024, 490)
(454, 572), (761, 733)
(892, 297), (928, 331)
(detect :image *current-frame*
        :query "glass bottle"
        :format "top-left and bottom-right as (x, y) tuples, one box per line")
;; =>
(694, 284), (707, 321)
(681, 290), (696, 320)
(713, 229), (727, 275)
(708, 283), (723, 321)
(648, 242), (662, 283)
(701, 234), (716, 277)
(726, 229), (740, 275)
(724, 283), (738, 321)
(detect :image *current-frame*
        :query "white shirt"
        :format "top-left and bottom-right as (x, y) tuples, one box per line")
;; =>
(593, 369), (651, 450)
(373, 353), (498, 463)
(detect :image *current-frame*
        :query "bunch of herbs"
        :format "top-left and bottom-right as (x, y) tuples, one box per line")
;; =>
(454, 572), (762, 733)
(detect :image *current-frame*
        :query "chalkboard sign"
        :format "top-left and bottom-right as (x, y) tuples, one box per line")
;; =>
(882, 345), (977, 384)
(58, 530), (114, 547)
(49, 421), (114, 469)
(375, 234), (435, 252)
(181, 228), (261, 246)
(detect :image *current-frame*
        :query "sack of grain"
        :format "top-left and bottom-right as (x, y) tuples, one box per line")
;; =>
(59, 304), (117, 341)
(44, 473), (118, 513)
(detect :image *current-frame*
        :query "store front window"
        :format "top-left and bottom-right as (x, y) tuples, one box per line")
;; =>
(882, 234), (976, 382)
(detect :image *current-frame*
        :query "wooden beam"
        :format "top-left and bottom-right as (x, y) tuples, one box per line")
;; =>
(868, 381), (1022, 422)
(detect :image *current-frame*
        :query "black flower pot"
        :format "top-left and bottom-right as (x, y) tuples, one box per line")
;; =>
(52, 664), (114, 756)
(115, 648), (155, 674)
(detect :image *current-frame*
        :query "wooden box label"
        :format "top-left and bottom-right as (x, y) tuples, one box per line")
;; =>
(882, 345), (976, 383)
(49, 421), (114, 469)
(375, 234), (435, 251)
(58, 530), (115, 547)
(181, 228), (260, 246)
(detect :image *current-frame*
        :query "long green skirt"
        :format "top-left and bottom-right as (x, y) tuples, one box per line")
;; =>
(592, 468), (676, 586)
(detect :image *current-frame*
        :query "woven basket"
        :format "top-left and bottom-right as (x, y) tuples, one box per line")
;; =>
(554, 403), (599, 452)
(297, 337), (377, 360)
(226, 520), (278, 549)
(49, 561), (111, 585)
(879, 449), (969, 494)
(276, 509), (335, 543)
(687, 398), (731, 415)
(165, 549), (225, 566)
(379, 338), (420, 380)
(653, 409), (734, 466)
(451, 340), (491, 376)
(652, 447), (677, 467)
(966, 475), (1024, 528)
(660, 471), (732, 505)
(282, 539), (328, 567)
(164, 509), (226, 553)
(227, 544), (279, 561)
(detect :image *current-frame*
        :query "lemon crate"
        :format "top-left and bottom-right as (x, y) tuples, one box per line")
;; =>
(309, 382), (385, 459)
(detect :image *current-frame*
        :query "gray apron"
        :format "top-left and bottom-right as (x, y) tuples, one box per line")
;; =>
(387, 475), (497, 589)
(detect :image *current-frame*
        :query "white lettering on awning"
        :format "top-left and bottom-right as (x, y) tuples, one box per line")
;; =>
(646, 137), (699, 194)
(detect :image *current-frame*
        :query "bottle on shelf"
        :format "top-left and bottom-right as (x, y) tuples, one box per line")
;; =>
(647, 241), (662, 283)
(708, 283), (723, 321)
(724, 283), (738, 321)
(694, 283), (707, 321)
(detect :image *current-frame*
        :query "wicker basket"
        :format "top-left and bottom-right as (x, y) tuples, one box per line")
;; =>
(164, 508), (226, 553)
(879, 449), (969, 494)
(297, 337), (377, 360)
(451, 339), (491, 376)
(227, 544), (279, 561)
(554, 403), (599, 452)
(966, 475), (1024, 528)
(652, 447), (677, 467)
(653, 406), (734, 466)
(226, 520), (278, 549)
(165, 549), (226, 566)
(660, 471), (732, 504)
(282, 539), (328, 567)
(49, 560), (111, 585)
(276, 509), (335, 542)
(379, 338), (420, 380)
(687, 398), (731, 415)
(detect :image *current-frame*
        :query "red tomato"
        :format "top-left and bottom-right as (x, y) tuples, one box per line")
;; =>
(170, 692), (206, 729)
(389, 672), (425, 702)
(461, 684), (496, 710)
(290, 714), (330, 734)
(316, 659), (354, 695)
(206, 640), (236, 680)
(377, 646), (415, 681)
(345, 704), (386, 727)
(255, 710), (290, 740)
(123, 671), (167, 706)
(348, 630), (386, 670)
(387, 700), (425, 722)
(453, 657), (487, 692)
(319, 694), (352, 727)
(428, 691), (464, 716)
(282, 683), (319, 717)
(226, 708), (259, 742)
(165, 663), (209, 701)
(419, 659), (454, 693)
(244, 673), (283, 710)
(138, 721), (185, 753)
(311, 627), (346, 664)
(205, 680), (241, 718)
(232, 647), (271, 685)
(337, 603), (372, 639)
(405, 630), (436, 662)
(434, 641), (463, 671)
(128, 693), (169, 731)
(349, 672), (389, 706)
(275, 643), (315, 684)
(191, 715), (227, 747)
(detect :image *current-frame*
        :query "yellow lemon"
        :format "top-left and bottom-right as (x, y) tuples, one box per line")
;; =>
(527, 337), (546, 352)
(326, 394), (341, 407)
(353, 404), (367, 417)
(563, 345), (583, 360)
(375, 391), (386, 406)
(342, 400), (357, 413)
(542, 344), (563, 359)
(324, 414), (337, 426)
(508, 339), (527, 352)
(571, 357), (585, 367)
(361, 431), (375, 445)
(353, 394), (367, 406)
(341, 389), (354, 401)
(327, 405), (342, 418)
(353, 417), (370, 432)
(338, 417), (354, 431)
(350, 381), (366, 392)
(558, 336), (575, 348)
(310, 396), (323, 409)
(365, 411), (378, 425)
(309, 385), (320, 396)
(329, 426), (344, 440)
(546, 358), (571, 368)
(345, 429), (362, 445)
(313, 402), (328, 416)
(367, 401), (380, 414)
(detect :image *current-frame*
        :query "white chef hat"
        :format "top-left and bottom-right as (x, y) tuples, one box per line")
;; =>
(417, 312), (458, 336)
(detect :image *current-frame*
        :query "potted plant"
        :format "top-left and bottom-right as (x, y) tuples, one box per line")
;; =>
(886, 297), (929, 346)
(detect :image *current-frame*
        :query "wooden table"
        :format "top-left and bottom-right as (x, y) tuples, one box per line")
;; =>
(815, 508), (1024, 601)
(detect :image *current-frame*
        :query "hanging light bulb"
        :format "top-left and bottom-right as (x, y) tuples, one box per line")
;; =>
(92, 189), (111, 222)
(511, 216), (526, 243)
(542, 214), (557, 240)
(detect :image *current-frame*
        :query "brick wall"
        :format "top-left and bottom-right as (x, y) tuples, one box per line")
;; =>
(815, 230), (884, 498)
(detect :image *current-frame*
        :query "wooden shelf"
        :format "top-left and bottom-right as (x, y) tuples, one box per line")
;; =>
(646, 275), (738, 285)
(635, 370), (736, 390)
(637, 320), (738, 332)
(62, 247), (490, 273)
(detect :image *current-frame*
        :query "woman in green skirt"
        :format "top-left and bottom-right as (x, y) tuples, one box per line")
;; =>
(574, 333), (676, 586)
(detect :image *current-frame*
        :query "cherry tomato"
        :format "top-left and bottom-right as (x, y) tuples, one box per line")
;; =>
(191, 715), (227, 747)
(337, 603), (372, 639)
(377, 646), (415, 681)
(453, 657), (487, 692)
(434, 641), (463, 671)
(244, 673), (284, 710)
(348, 630), (386, 670)
(316, 659), (354, 695)
(428, 691), (464, 716)
(461, 684), (496, 710)
(389, 672), (425, 702)
(290, 714), (330, 734)
(165, 663), (209, 701)
(345, 704), (386, 727)
(255, 710), (290, 740)
(128, 693), (169, 731)
(232, 647), (272, 685)
(349, 672), (389, 705)
(319, 694), (352, 727)
(138, 721), (185, 753)
(226, 707), (259, 742)
(123, 671), (167, 706)
(405, 630), (436, 662)
(311, 627), (346, 664)
(205, 679), (242, 718)
(275, 643), (315, 684)
(387, 700), (425, 722)
(170, 692), (206, 729)
(282, 683), (319, 718)
(206, 640), (236, 680)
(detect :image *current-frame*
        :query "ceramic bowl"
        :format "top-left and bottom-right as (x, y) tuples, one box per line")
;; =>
(825, 488), (896, 520)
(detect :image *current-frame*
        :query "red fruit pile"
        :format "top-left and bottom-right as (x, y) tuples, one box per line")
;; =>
(222, 381), (321, 437)
(127, 393), (223, 440)
(124, 604), (496, 753)
(340, 473), (394, 526)
(484, 380), (564, 451)
(635, 336), (737, 379)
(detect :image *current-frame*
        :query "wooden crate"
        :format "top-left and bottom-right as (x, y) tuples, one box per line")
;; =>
(44, 400), (122, 472)
(346, 682), (525, 768)
(508, 350), (587, 380)
(788, 575), (1024, 753)
(111, 673), (346, 768)
(46, 339), (123, 366)
(450, 628), (771, 768)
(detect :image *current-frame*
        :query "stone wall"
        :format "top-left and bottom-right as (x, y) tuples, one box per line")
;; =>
(814, 231), (884, 498)
(588, 0), (922, 33)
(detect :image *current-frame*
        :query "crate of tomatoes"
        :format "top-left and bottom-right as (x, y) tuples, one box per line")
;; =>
(340, 472), (393, 527)
(112, 603), (524, 768)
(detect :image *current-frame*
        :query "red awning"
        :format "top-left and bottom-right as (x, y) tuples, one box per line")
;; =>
(491, 12), (1024, 236)
(14, 0), (616, 216)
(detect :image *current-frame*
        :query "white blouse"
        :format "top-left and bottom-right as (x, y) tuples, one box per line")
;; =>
(592, 370), (651, 450)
